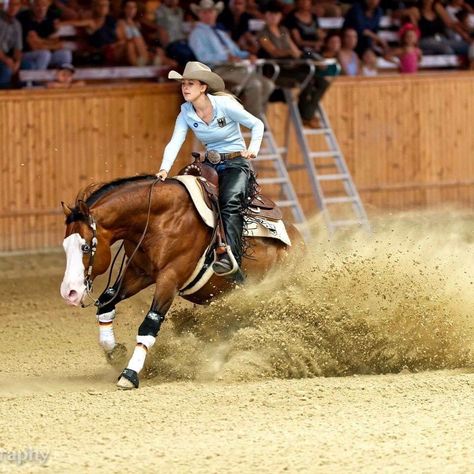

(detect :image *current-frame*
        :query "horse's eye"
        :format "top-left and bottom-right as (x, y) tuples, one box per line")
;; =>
(81, 243), (91, 253)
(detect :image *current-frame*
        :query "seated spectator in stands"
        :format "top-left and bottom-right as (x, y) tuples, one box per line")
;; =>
(338, 27), (360, 75)
(343, 0), (388, 56)
(81, 0), (126, 65)
(361, 47), (378, 75)
(154, 0), (196, 66)
(413, 0), (469, 55)
(258, 1), (329, 127)
(188, 0), (274, 117)
(17, 0), (73, 70)
(0, 0), (23, 88)
(284, 0), (323, 56)
(321, 31), (341, 59)
(116, 0), (176, 66)
(217, 0), (259, 54)
(46, 62), (86, 87)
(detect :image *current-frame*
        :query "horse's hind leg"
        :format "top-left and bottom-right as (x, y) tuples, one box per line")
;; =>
(117, 271), (177, 390)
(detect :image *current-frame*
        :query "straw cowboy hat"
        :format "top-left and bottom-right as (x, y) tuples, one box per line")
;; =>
(168, 61), (225, 92)
(190, 0), (224, 16)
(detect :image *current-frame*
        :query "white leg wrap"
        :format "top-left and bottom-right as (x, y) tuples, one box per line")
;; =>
(97, 310), (116, 352)
(126, 335), (156, 374)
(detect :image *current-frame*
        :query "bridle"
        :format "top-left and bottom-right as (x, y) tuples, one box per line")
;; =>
(78, 178), (160, 308)
(82, 214), (98, 294)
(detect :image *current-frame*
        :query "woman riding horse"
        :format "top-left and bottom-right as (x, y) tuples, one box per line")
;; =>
(156, 61), (264, 278)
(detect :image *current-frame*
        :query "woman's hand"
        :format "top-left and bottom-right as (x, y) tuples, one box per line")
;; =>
(156, 169), (168, 181)
(241, 150), (256, 160)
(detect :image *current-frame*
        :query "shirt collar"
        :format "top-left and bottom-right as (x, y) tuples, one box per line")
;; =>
(186, 94), (218, 123)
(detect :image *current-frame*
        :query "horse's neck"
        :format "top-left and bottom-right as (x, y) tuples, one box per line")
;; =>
(92, 181), (171, 239)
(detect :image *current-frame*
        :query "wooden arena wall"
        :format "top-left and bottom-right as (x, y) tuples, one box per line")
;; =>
(0, 73), (473, 251)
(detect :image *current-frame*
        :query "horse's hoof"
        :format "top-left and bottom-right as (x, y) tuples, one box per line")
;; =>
(116, 368), (139, 390)
(105, 343), (128, 368)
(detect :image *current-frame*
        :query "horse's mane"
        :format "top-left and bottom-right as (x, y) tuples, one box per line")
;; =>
(77, 174), (156, 207)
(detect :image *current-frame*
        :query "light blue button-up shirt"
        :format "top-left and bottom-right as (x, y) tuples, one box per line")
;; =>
(160, 94), (264, 173)
(188, 22), (249, 65)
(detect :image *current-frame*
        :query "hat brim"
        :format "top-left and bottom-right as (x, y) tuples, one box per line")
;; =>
(190, 1), (224, 15)
(168, 69), (225, 92)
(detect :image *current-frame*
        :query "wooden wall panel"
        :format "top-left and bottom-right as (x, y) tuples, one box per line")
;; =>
(0, 74), (473, 251)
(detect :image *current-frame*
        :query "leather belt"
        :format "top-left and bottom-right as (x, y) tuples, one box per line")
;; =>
(205, 150), (242, 164)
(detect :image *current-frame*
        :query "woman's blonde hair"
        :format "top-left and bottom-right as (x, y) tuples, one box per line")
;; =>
(202, 82), (243, 107)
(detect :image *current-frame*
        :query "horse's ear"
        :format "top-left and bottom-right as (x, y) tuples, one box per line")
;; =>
(61, 202), (73, 217)
(78, 200), (90, 216)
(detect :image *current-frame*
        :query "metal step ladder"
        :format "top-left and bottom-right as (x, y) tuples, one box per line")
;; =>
(282, 88), (371, 236)
(242, 113), (309, 239)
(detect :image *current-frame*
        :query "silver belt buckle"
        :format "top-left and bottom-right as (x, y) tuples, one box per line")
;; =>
(206, 150), (221, 164)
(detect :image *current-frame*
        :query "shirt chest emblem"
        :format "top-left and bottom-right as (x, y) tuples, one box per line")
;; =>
(217, 117), (226, 128)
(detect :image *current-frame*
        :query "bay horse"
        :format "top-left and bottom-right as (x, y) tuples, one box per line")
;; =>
(60, 171), (302, 389)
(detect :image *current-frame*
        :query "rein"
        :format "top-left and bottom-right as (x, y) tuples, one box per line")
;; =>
(81, 178), (160, 308)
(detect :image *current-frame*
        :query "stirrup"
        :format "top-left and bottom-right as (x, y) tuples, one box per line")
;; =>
(212, 246), (239, 276)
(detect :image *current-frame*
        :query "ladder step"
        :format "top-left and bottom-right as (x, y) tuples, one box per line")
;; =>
(303, 128), (331, 135)
(317, 174), (349, 181)
(274, 200), (297, 207)
(310, 151), (341, 158)
(331, 219), (366, 227)
(253, 154), (280, 161)
(258, 177), (288, 184)
(324, 196), (358, 204)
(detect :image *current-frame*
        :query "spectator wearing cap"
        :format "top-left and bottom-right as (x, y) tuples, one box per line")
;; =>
(17, 0), (73, 70)
(46, 62), (86, 87)
(188, 0), (274, 117)
(258, 0), (330, 128)
(0, 0), (23, 87)
(343, 0), (388, 56)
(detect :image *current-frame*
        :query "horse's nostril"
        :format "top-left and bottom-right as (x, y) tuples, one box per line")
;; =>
(68, 290), (78, 300)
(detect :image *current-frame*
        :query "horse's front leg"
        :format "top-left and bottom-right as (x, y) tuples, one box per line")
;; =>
(117, 271), (177, 389)
(96, 263), (154, 364)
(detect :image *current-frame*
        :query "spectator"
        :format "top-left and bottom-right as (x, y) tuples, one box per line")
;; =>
(188, 0), (274, 117)
(338, 27), (360, 75)
(343, 0), (388, 56)
(258, 0), (329, 127)
(361, 47), (378, 75)
(84, 0), (124, 64)
(392, 23), (422, 73)
(116, 0), (175, 66)
(321, 31), (341, 59)
(414, 0), (469, 55)
(17, 0), (72, 70)
(217, 0), (259, 54)
(284, 0), (323, 56)
(0, 0), (23, 88)
(155, 0), (196, 66)
(46, 62), (86, 87)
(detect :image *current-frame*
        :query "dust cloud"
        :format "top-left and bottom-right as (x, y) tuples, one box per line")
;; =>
(145, 210), (473, 382)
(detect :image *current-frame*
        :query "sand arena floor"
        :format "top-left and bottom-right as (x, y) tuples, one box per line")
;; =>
(0, 212), (473, 473)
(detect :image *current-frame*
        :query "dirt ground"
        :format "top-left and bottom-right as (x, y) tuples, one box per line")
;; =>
(0, 211), (473, 473)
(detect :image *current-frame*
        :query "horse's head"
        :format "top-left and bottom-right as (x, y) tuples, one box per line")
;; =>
(60, 200), (112, 306)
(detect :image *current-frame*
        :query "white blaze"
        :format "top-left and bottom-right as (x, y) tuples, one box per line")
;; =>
(60, 233), (87, 305)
